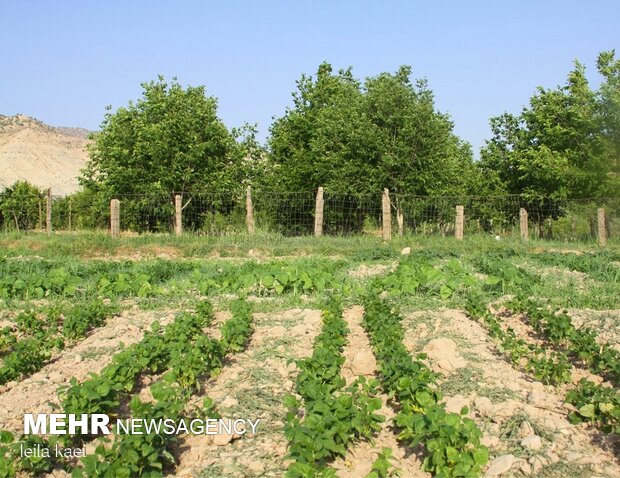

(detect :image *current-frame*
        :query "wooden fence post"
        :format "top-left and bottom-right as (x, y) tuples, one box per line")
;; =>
(598, 208), (607, 247)
(110, 199), (120, 237)
(314, 187), (324, 237)
(38, 198), (42, 230)
(174, 195), (182, 236)
(246, 186), (255, 235)
(382, 188), (391, 241)
(397, 209), (404, 237)
(455, 205), (464, 240)
(519, 208), (529, 241)
(46, 188), (52, 235)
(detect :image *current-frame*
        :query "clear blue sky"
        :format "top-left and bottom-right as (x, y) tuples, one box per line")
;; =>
(1, 1), (618, 156)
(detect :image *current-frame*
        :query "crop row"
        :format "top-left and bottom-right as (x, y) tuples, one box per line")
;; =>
(0, 299), (254, 477)
(362, 294), (489, 477)
(464, 292), (572, 386)
(465, 293), (619, 436)
(379, 258), (479, 299)
(467, 255), (619, 435)
(0, 259), (349, 300)
(76, 299), (253, 477)
(284, 299), (384, 477)
(0, 301), (116, 385)
(503, 297), (620, 434)
(506, 297), (620, 385)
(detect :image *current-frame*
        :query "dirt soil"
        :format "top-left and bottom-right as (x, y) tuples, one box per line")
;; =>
(332, 305), (430, 478)
(171, 309), (322, 477)
(0, 307), (175, 434)
(402, 309), (620, 478)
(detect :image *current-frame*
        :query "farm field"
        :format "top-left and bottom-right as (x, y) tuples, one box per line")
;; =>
(0, 232), (618, 477)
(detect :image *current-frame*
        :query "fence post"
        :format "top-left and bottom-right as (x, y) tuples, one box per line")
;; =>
(598, 208), (607, 247)
(382, 188), (391, 241)
(314, 187), (324, 237)
(455, 205), (464, 240)
(110, 199), (120, 237)
(174, 195), (182, 236)
(46, 188), (52, 235)
(246, 186), (255, 235)
(38, 198), (42, 230)
(519, 208), (529, 241)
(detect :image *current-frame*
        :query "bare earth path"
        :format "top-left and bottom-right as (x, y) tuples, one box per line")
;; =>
(332, 305), (430, 478)
(172, 308), (322, 477)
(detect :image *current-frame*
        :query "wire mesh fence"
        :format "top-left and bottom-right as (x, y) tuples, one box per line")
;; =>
(0, 188), (618, 242)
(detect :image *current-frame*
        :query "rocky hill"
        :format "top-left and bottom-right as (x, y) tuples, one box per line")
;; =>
(0, 114), (91, 195)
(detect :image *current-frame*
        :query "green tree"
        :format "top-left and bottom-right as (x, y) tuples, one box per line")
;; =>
(364, 66), (475, 196)
(268, 63), (475, 233)
(269, 63), (475, 195)
(597, 50), (620, 193)
(269, 63), (372, 193)
(0, 181), (43, 231)
(82, 76), (246, 231)
(480, 53), (619, 201)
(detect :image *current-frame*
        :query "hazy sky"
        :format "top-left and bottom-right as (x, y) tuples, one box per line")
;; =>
(1, 1), (618, 156)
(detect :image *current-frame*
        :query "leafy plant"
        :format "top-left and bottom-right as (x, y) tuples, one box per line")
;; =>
(362, 295), (488, 477)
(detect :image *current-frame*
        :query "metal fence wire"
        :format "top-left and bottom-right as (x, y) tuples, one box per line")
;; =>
(0, 189), (618, 241)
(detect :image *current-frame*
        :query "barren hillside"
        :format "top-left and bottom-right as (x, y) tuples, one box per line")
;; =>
(0, 114), (91, 195)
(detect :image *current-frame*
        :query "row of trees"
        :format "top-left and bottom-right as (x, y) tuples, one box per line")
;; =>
(1, 51), (618, 233)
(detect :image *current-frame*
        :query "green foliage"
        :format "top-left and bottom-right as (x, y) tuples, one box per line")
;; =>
(268, 63), (477, 233)
(71, 299), (254, 477)
(363, 295), (488, 477)
(0, 431), (66, 477)
(270, 64), (474, 196)
(366, 447), (401, 478)
(464, 293), (572, 386)
(0, 430), (15, 478)
(97, 271), (158, 298)
(0, 337), (52, 384)
(62, 299), (112, 340)
(508, 297), (620, 385)
(0, 267), (82, 299)
(0, 301), (115, 385)
(380, 257), (479, 298)
(81, 76), (253, 232)
(192, 259), (349, 296)
(480, 51), (620, 211)
(0, 181), (43, 231)
(83, 76), (241, 197)
(220, 299), (253, 353)
(284, 300), (384, 476)
(565, 379), (620, 434)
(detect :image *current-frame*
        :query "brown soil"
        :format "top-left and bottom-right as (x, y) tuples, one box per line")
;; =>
(0, 308), (175, 434)
(567, 309), (620, 352)
(402, 309), (620, 477)
(347, 263), (395, 279)
(171, 309), (322, 477)
(332, 306), (430, 478)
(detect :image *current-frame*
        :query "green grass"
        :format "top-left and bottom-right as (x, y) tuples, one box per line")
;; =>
(2, 229), (618, 261)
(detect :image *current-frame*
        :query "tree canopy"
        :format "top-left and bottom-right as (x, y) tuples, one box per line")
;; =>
(82, 77), (243, 198)
(480, 51), (620, 201)
(268, 63), (477, 195)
